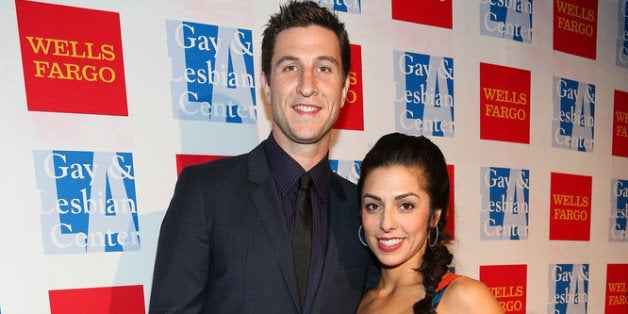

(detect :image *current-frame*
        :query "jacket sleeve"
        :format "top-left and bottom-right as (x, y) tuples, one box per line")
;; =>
(149, 166), (211, 313)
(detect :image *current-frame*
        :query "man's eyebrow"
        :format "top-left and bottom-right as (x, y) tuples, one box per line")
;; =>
(273, 55), (340, 67)
(315, 55), (340, 65)
(274, 55), (298, 67)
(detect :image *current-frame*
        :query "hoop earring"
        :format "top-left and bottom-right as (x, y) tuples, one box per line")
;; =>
(429, 226), (439, 248)
(358, 225), (368, 247)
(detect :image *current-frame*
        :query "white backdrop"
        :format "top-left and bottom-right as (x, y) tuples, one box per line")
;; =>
(1, 0), (627, 313)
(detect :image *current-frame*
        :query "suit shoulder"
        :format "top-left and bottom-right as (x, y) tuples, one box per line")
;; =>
(331, 171), (357, 190)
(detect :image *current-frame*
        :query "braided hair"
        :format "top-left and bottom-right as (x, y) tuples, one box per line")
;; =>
(358, 133), (453, 314)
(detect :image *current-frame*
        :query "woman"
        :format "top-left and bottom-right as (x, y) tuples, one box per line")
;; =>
(356, 133), (503, 314)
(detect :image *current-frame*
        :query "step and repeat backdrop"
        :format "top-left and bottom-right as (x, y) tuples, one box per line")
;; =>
(1, 0), (627, 313)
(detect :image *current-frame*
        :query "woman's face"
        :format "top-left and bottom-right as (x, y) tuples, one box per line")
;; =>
(361, 165), (439, 269)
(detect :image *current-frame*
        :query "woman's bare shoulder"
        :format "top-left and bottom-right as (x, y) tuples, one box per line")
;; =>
(438, 275), (504, 314)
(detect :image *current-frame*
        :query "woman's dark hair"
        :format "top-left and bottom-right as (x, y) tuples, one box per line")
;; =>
(261, 0), (351, 83)
(357, 132), (453, 314)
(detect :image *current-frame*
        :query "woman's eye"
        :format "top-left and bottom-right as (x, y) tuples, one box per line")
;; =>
(364, 203), (379, 212)
(400, 202), (414, 211)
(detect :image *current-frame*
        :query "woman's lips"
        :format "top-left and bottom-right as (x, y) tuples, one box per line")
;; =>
(377, 238), (403, 252)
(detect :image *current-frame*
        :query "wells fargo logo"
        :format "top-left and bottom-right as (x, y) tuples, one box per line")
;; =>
(15, 0), (127, 116)
(446, 164), (455, 239)
(553, 0), (598, 59)
(49, 285), (144, 314)
(605, 264), (628, 313)
(549, 172), (592, 241)
(480, 62), (530, 144)
(612, 90), (628, 157)
(391, 0), (452, 29)
(175, 154), (227, 176)
(481, 264), (527, 313)
(334, 44), (364, 131)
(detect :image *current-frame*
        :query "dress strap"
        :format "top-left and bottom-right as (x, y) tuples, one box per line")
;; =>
(431, 273), (460, 310)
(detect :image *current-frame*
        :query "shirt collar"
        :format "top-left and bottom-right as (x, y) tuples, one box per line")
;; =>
(264, 134), (330, 200)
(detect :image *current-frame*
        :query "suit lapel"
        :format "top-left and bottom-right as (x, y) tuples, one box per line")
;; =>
(247, 145), (301, 310)
(311, 175), (348, 313)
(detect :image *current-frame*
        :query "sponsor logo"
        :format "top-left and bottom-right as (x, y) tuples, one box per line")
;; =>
(479, 0), (533, 43)
(167, 20), (256, 123)
(329, 159), (361, 184)
(175, 154), (227, 175)
(481, 264), (527, 313)
(551, 77), (595, 152)
(394, 51), (455, 137)
(613, 90), (628, 157)
(334, 44), (364, 130)
(445, 164), (455, 239)
(481, 167), (530, 240)
(549, 172), (592, 241)
(480, 62), (530, 144)
(618, 0), (628, 67)
(610, 179), (628, 242)
(391, 0), (452, 29)
(15, 0), (127, 116)
(318, 0), (361, 14)
(34, 150), (139, 254)
(605, 264), (628, 312)
(553, 0), (598, 59)
(49, 285), (144, 313)
(549, 264), (589, 313)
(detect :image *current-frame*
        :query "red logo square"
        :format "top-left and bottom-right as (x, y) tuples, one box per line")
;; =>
(16, 0), (128, 116)
(176, 154), (228, 176)
(549, 172), (592, 240)
(480, 264), (527, 313)
(445, 164), (455, 239)
(48, 285), (144, 314)
(391, 0), (452, 29)
(605, 264), (628, 313)
(334, 44), (364, 131)
(480, 63), (531, 144)
(553, 0), (598, 59)
(612, 90), (628, 157)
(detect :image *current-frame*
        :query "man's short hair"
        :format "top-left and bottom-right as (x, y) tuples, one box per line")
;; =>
(261, 0), (351, 83)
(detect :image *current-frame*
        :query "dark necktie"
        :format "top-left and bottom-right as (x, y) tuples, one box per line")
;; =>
(292, 173), (313, 308)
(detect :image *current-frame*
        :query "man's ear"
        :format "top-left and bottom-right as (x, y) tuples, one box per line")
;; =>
(340, 74), (350, 108)
(261, 72), (271, 103)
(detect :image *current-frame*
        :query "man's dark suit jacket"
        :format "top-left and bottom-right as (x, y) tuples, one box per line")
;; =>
(149, 141), (377, 313)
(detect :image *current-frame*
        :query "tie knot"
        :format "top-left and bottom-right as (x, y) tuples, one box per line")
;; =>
(299, 173), (313, 192)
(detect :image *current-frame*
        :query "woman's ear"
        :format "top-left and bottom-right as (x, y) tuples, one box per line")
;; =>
(430, 208), (442, 228)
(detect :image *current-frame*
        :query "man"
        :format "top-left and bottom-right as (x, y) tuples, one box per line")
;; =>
(149, 1), (377, 313)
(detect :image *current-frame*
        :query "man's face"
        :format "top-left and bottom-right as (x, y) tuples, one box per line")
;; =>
(262, 25), (350, 147)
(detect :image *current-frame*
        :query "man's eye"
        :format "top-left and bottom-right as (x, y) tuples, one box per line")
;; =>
(318, 66), (331, 73)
